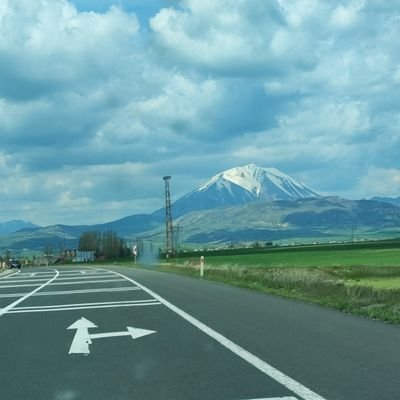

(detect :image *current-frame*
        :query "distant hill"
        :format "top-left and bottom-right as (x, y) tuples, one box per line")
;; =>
(162, 197), (400, 244)
(3, 214), (164, 251)
(371, 196), (400, 207)
(0, 220), (40, 236)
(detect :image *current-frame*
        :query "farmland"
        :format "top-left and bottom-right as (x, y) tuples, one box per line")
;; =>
(154, 239), (400, 324)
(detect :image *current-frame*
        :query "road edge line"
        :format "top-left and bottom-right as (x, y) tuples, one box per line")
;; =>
(106, 269), (328, 400)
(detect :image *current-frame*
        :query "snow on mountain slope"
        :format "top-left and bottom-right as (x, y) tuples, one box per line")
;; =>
(197, 164), (319, 200)
(166, 164), (320, 217)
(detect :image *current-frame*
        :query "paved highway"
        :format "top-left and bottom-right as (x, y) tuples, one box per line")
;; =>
(0, 265), (399, 400)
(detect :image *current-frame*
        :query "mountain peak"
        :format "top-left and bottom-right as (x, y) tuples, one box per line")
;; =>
(168, 164), (320, 218)
(199, 164), (318, 199)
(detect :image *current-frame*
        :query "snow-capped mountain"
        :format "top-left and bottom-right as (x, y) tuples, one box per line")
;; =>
(161, 164), (320, 217)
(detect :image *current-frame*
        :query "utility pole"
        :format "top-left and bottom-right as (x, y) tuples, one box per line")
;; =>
(163, 176), (174, 258)
(174, 223), (181, 255)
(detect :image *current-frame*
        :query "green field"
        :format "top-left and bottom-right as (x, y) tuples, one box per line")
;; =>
(177, 247), (400, 269)
(152, 240), (400, 324)
(351, 277), (400, 289)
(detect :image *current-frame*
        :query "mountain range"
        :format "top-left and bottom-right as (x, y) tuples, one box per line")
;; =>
(371, 196), (400, 207)
(1, 164), (400, 251)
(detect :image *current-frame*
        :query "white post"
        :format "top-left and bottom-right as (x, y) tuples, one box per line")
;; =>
(133, 243), (137, 264)
(200, 256), (204, 278)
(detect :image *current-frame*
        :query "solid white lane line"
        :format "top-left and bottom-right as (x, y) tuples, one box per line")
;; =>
(0, 269), (59, 317)
(14, 299), (158, 310)
(0, 293), (27, 298)
(36, 286), (141, 296)
(52, 270), (95, 274)
(0, 271), (20, 280)
(0, 278), (52, 284)
(54, 274), (116, 281)
(245, 398), (298, 400)
(0, 283), (53, 289)
(0, 286), (140, 299)
(16, 273), (105, 279)
(7, 302), (161, 313)
(108, 269), (328, 400)
(48, 279), (125, 286)
(0, 278), (126, 289)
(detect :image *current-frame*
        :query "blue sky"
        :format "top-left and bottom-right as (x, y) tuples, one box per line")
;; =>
(0, 0), (399, 225)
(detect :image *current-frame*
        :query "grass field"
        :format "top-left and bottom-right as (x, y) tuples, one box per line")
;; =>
(351, 277), (400, 289)
(176, 243), (400, 269)
(150, 240), (400, 325)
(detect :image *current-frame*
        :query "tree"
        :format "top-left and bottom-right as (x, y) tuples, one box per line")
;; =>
(78, 230), (128, 259)
(78, 231), (99, 251)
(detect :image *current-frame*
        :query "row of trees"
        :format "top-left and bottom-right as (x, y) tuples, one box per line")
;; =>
(78, 230), (131, 259)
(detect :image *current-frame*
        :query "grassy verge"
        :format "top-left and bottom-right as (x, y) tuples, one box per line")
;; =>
(154, 263), (400, 325)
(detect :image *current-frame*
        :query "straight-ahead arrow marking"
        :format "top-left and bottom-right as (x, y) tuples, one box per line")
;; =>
(68, 317), (98, 355)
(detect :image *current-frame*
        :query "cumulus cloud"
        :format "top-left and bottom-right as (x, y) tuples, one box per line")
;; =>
(355, 168), (400, 198)
(149, 0), (316, 75)
(0, 1), (140, 98)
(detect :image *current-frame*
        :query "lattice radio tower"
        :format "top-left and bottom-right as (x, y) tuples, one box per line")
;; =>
(163, 176), (174, 257)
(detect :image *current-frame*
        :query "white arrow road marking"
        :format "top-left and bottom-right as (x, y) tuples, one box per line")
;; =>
(68, 317), (97, 355)
(91, 327), (157, 340)
(67, 317), (156, 355)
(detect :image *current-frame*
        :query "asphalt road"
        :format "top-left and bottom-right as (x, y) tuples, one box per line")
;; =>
(0, 265), (399, 400)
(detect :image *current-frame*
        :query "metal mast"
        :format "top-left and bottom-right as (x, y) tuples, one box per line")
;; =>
(163, 176), (174, 257)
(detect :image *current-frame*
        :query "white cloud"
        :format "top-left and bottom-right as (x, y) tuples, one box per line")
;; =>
(0, 1), (140, 91)
(150, 0), (316, 75)
(355, 168), (400, 198)
(0, 0), (400, 225)
(330, 1), (365, 29)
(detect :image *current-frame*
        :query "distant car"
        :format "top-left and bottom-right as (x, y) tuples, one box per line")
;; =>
(10, 259), (21, 269)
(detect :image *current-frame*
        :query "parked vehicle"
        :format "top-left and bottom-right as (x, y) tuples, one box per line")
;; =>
(10, 259), (21, 269)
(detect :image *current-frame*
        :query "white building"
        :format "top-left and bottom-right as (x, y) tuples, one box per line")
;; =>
(74, 250), (95, 263)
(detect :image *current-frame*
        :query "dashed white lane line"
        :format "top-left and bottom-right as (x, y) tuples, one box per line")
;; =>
(0, 269), (59, 317)
(106, 269), (328, 400)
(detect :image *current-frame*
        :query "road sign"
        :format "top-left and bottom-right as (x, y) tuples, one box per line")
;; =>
(67, 317), (156, 355)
